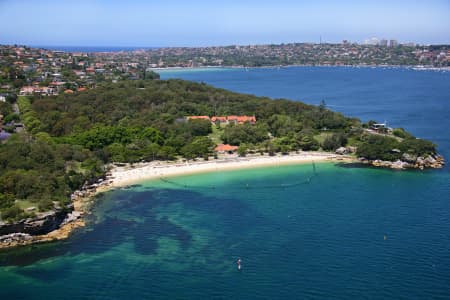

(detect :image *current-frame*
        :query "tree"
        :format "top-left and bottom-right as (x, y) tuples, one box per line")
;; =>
(238, 144), (248, 157)
(400, 138), (436, 156)
(222, 123), (268, 145)
(1, 204), (25, 221)
(356, 135), (401, 161)
(298, 134), (319, 151)
(393, 128), (413, 139)
(322, 132), (348, 151)
(0, 102), (13, 116)
(187, 119), (212, 136)
(181, 136), (214, 160)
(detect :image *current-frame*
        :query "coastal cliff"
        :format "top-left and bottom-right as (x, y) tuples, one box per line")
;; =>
(0, 174), (116, 249)
(0, 209), (67, 236)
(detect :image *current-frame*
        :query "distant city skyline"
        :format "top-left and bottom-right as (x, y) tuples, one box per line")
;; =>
(0, 0), (449, 47)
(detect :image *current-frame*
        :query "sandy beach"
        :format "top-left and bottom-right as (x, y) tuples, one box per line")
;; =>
(107, 152), (354, 188)
(0, 152), (354, 249)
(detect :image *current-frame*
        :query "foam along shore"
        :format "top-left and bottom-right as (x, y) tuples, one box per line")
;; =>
(0, 152), (353, 249)
(107, 152), (353, 188)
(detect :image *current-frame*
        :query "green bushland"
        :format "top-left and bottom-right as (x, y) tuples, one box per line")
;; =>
(0, 79), (438, 221)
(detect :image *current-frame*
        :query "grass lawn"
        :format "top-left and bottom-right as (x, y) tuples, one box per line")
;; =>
(314, 132), (332, 145)
(15, 199), (37, 210)
(208, 125), (224, 144)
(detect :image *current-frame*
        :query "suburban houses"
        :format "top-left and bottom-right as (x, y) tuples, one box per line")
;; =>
(1, 43), (449, 103)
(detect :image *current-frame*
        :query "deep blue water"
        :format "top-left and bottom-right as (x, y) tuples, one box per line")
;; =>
(1, 67), (450, 299)
(160, 66), (450, 161)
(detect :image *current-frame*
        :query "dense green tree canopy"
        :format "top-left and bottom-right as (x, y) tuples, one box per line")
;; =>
(0, 79), (439, 221)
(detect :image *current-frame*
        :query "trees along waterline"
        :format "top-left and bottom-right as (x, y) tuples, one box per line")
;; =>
(0, 79), (439, 221)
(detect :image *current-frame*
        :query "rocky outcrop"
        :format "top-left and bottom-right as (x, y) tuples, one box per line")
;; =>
(335, 147), (348, 155)
(335, 146), (356, 155)
(0, 233), (33, 243)
(401, 153), (417, 163)
(0, 174), (114, 249)
(359, 154), (445, 170)
(60, 211), (82, 226)
(0, 209), (68, 236)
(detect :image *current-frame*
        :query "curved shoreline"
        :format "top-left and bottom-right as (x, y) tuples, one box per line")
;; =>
(108, 152), (352, 188)
(0, 152), (353, 249)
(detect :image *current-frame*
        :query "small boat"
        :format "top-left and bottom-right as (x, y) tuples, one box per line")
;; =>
(237, 258), (242, 271)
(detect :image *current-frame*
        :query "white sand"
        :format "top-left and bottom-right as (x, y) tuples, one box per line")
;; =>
(107, 152), (353, 187)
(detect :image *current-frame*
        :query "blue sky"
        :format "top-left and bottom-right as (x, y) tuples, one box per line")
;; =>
(0, 0), (449, 46)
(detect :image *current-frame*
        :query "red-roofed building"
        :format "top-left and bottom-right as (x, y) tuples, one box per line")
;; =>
(185, 115), (256, 126)
(214, 144), (239, 153)
(187, 116), (211, 121)
(19, 86), (37, 95)
(211, 116), (228, 124)
(227, 115), (256, 125)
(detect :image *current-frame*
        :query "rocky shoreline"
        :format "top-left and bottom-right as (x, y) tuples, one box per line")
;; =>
(0, 152), (445, 249)
(358, 154), (445, 170)
(0, 176), (114, 249)
(335, 146), (445, 170)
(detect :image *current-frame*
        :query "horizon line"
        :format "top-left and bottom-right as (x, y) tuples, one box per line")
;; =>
(3, 40), (449, 50)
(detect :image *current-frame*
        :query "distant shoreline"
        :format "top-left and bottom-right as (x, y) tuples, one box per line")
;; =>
(153, 64), (450, 72)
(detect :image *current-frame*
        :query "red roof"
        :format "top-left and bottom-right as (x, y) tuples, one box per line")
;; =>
(211, 116), (227, 122)
(185, 115), (256, 124)
(187, 116), (210, 120)
(215, 144), (239, 152)
(227, 115), (256, 124)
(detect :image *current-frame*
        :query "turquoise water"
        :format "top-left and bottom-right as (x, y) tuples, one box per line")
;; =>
(1, 67), (450, 299)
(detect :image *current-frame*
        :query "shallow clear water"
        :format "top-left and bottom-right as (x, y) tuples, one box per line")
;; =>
(1, 67), (450, 299)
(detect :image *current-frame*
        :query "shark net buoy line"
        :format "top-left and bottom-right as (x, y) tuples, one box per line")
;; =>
(158, 162), (318, 190)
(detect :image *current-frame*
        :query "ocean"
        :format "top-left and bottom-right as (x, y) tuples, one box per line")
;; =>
(1, 67), (449, 299)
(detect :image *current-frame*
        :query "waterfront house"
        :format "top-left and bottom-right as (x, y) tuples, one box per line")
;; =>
(214, 144), (239, 154)
(370, 123), (393, 134)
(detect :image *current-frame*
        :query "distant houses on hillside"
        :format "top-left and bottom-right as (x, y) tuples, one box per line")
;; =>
(187, 115), (256, 125)
(19, 84), (89, 96)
